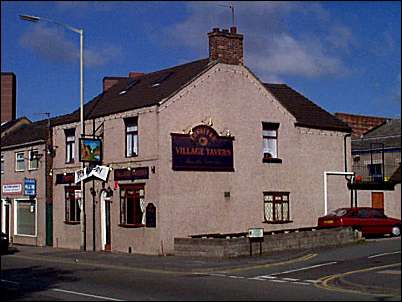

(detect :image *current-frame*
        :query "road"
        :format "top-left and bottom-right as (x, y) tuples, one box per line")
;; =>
(1, 237), (400, 301)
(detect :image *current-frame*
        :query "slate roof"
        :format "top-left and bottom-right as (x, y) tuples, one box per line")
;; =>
(352, 119), (401, 150)
(1, 119), (49, 148)
(26, 58), (351, 134)
(263, 84), (351, 132)
(1, 116), (31, 134)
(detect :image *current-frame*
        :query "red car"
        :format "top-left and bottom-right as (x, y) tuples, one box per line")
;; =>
(318, 207), (401, 237)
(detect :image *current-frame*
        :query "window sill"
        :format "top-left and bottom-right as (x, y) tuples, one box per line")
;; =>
(64, 221), (80, 225)
(262, 158), (282, 164)
(263, 220), (293, 224)
(119, 223), (145, 228)
(125, 154), (138, 158)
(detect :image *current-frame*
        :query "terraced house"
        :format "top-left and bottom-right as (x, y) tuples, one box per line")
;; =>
(49, 27), (354, 255)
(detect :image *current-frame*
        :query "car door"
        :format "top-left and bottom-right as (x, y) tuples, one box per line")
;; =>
(357, 208), (371, 235)
(367, 208), (388, 235)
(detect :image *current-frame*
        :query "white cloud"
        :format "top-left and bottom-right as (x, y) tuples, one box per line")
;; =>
(163, 1), (352, 80)
(19, 24), (121, 68)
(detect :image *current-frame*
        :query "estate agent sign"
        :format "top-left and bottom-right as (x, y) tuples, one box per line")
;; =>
(171, 125), (234, 172)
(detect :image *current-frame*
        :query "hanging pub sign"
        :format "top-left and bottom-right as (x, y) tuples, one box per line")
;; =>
(79, 138), (102, 163)
(171, 125), (234, 172)
(114, 167), (149, 181)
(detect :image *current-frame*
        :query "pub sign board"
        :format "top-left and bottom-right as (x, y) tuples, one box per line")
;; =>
(171, 125), (234, 172)
(79, 138), (102, 163)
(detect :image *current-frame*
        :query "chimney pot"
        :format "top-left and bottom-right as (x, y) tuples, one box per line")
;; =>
(230, 26), (237, 34)
(212, 27), (220, 32)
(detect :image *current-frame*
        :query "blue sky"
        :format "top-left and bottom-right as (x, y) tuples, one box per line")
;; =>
(1, 1), (400, 122)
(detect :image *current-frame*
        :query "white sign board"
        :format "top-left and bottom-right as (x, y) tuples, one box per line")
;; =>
(74, 165), (110, 184)
(2, 183), (22, 194)
(248, 228), (264, 238)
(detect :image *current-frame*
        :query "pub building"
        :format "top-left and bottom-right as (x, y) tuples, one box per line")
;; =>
(51, 27), (352, 255)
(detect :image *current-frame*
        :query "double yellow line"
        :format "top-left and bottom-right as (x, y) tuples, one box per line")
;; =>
(315, 262), (401, 298)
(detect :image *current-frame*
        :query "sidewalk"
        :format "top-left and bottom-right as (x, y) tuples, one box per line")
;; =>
(4, 244), (315, 274)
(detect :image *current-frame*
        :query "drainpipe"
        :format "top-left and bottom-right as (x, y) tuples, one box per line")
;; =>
(344, 133), (353, 207)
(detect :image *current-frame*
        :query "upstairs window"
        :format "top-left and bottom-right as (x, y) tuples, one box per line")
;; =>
(125, 117), (138, 157)
(15, 152), (25, 172)
(65, 129), (76, 164)
(29, 149), (39, 170)
(262, 122), (280, 163)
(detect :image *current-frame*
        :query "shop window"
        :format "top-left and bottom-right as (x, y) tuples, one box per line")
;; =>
(262, 122), (281, 163)
(125, 117), (138, 157)
(263, 192), (291, 223)
(15, 152), (25, 172)
(29, 149), (39, 170)
(65, 186), (81, 223)
(15, 199), (36, 236)
(119, 184), (145, 227)
(1, 153), (4, 174)
(65, 128), (76, 163)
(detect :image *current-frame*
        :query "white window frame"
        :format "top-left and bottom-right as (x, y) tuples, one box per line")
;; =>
(65, 129), (76, 164)
(1, 153), (4, 174)
(28, 149), (39, 170)
(14, 198), (38, 237)
(15, 152), (25, 172)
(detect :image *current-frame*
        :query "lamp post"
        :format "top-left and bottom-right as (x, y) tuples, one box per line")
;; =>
(20, 14), (86, 251)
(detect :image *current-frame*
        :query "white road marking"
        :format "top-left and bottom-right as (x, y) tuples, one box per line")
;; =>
(248, 277), (267, 281)
(292, 281), (311, 286)
(228, 275), (245, 279)
(51, 288), (124, 301)
(1, 279), (20, 285)
(208, 273), (227, 277)
(305, 279), (320, 283)
(258, 275), (277, 279)
(368, 251), (401, 259)
(270, 262), (337, 276)
(282, 277), (299, 281)
(377, 270), (401, 275)
(269, 279), (288, 283)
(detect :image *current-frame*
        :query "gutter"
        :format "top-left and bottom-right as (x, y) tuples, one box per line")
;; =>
(1, 139), (46, 151)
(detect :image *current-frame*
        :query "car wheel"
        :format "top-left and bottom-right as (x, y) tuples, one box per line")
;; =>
(391, 226), (400, 237)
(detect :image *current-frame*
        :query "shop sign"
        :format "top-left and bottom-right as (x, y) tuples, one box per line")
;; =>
(2, 183), (22, 194)
(171, 125), (234, 171)
(24, 178), (36, 196)
(114, 167), (149, 181)
(56, 173), (75, 184)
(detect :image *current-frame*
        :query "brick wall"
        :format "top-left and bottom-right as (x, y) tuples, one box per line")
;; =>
(208, 27), (243, 65)
(1, 72), (16, 123)
(174, 227), (361, 257)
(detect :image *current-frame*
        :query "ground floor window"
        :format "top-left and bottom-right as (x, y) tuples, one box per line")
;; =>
(15, 199), (36, 236)
(263, 192), (290, 223)
(119, 184), (145, 226)
(65, 186), (81, 223)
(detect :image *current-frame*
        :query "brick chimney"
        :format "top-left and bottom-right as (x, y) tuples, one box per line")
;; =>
(128, 72), (145, 79)
(208, 27), (244, 65)
(103, 77), (124, 92)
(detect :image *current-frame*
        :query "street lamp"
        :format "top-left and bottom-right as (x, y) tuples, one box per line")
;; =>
(20, 14), (86, 251)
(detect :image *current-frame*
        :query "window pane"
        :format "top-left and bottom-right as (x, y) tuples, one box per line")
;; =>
(127, 125), (137, 132)
(264, 202), (273, 221)
(267, 139), (277, 158)
(71, 142), (75, 160)
(16, 201), (36, 235)
(127, 134), (132, 156)
(17, 153), (24, 160)
(283, 202), (289, 221)
(67, 135), (75, 142)
(263, 130), (276, 137)
(275, 203), (282, 221)
(133, 134), (138, 155)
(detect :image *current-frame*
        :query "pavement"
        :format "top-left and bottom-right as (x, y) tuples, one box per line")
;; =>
(2, 243), (317, 274)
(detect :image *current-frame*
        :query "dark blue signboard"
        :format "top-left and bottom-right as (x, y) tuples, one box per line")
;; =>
(24, 178), (36, 196)
(171, 125), (234, 172)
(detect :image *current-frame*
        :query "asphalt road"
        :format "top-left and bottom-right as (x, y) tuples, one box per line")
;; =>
(1, 237), (400, 301)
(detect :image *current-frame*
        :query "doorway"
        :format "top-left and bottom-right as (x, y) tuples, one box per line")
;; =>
(1, 200), (11, 240)
(101, 191), (111, 251)
(371, 192), (384, 209)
